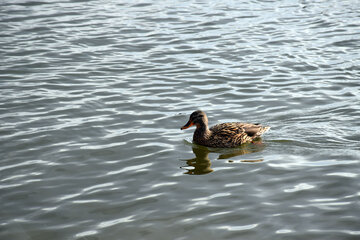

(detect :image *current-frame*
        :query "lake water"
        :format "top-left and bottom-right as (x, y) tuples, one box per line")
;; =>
(1, 0), (360, 239)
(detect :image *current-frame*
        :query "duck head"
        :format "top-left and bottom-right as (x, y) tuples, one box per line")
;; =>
(181, 110), (208, 130)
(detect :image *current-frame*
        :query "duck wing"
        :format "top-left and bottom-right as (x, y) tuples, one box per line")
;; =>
(210, 123), (245, 135)
(208, 123), (251, 147)
(209, 123), (270, 147)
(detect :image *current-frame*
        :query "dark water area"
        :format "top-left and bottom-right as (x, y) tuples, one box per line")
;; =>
(1, 0), (360, 239)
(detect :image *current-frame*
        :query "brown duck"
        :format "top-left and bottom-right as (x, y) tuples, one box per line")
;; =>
(181, 110), (270, 148)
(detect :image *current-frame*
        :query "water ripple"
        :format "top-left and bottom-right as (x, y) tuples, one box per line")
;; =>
(1, 0), (360, 239)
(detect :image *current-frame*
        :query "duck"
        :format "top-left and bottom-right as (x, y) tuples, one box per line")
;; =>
(181, 110), (270, 148)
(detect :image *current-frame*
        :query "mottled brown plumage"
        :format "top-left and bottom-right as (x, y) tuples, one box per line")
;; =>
(181, 110), (270, 148)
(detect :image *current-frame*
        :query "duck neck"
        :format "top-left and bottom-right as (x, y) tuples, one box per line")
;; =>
(194, 122), (211, 140)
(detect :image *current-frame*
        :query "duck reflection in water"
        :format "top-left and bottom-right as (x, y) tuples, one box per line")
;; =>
(181, 146), (213, 175)
(181, 140), (265, 175)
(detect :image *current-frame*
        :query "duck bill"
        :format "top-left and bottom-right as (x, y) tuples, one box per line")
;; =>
(181, 120), (194, 130)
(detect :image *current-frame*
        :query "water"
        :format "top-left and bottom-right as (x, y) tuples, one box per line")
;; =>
(1, 0), (360, 239)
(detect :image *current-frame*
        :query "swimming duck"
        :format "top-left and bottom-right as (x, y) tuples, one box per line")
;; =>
(181, 110), (270, 148)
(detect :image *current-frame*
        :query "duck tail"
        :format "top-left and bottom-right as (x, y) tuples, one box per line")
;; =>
(256, 126), (270, 137)
(263, 126), (270, 133)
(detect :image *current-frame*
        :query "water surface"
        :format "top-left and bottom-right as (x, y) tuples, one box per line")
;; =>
(1, 0), (360, 239)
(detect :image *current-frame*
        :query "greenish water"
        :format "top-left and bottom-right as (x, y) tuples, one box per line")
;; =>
(1, 0), (359, 239)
